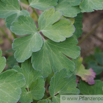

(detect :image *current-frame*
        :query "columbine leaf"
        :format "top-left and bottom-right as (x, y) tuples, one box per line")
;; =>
(74, 13), (83, 38)
(49, 69), (79, 97)
(0, 50), (6, 73)
(11, 16), (37, 36)
(56, 1), (81, 17)
(80, 0), (103, 12)
(29, 0), (58, 11)
(73, 57), (96, 85)
(6, 10), (30, 29)
(13, 33), (43, 62)
(32, 37), (80, 77)
(39, 8), (75, 42)
(0, 0), (20, 18)
(67, 0), (82, 6)
(0, 69), (25, 103)
(78, 80), (103, 95)
(13, 60), (45, 102)
(94, 52), (103, 65)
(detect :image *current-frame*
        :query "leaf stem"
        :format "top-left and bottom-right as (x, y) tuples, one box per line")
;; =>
(78, 19), (103, 45)
(46, 96), (52, 100)
(0, 27), (12, 44)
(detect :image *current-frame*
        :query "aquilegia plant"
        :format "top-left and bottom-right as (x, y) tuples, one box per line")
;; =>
(0, 0), (103, 103)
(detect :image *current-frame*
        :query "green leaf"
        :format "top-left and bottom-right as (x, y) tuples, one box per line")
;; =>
(49, 69), (79, 97)
(0, 50), (6, 73)
(13, 60), (45, 102)
(56, 1), (81, 17)
(74, 13), (83, 38)
(13, 33), (43, 62)
(67, 0), (82, 6)
(80, 0), (103, 12)
(11, 16), (37, 36)
(52, 95), (60, 103)
(32, 37), (80, 77)
(0, 69), (25, 103)
(95, 52), (103, 65)
(0, 0), (20, 18)
(7, 55), (17, 68)
(88, 61), (103, 75)
(39, 8), (75, 42)
(78, 80), (103, 95)
(37, 100), (48, 103)
(6, 10), (30, 29)
(29, 0), (58, 11)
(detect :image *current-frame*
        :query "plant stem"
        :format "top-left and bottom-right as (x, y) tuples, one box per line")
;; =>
(0, 27), (12, 44)
(46, 96), (52, 100)
(78, 19), (103, 45)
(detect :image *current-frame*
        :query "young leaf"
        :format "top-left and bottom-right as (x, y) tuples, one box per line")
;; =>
(0, 0), (20, 18)
(67, 0), (82, 6)
(6, 10), (30, 29)
(78, 80), (103, 94)
(12, 33), (43, 62)
(0, 69), (25, 103)
(39, 8), (75, 42)
(0, 50), (6, 73)
(13, 60), (45, 102)
(49, 69), (79, 97)
(74, 13), (83, 38)
(32, 37), (80, 77)
(56, 1), (81, 17)
(80, 0), (103, 12)
(29, 0), (58, 11)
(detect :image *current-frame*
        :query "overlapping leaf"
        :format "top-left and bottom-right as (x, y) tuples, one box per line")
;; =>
(11, 8), (76, 62)
(67, 0), (82, 6)
(56, 0), (81, 17)
(29, 0), (58, 11)
(38, 8), (75, 42)
(80, 0), (103, 12)
(0, 69), (25, 103)
(49, 69), (79, 103)
(0, 50), (6, 73)
(74, 13), (83, 38)
(78, 80), (103, 94)
(13, 60), (45, 103)
(73, 57), (96, 85)
(0, 0), (20, 18)
(31, 37), (80, 77)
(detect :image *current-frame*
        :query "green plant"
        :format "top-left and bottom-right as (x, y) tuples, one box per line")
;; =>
(0, 0), (103, 103)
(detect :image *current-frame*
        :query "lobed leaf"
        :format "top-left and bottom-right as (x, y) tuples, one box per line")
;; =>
(13, 60), (45, 102)
(32, 37), (80, 77)
(80, 0), (103, 12)
(0, 69), (25, 103)
(78, 80), (103, 95)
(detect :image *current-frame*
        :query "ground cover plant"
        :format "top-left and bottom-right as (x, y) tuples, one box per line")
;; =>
(0, 0), (103, 103)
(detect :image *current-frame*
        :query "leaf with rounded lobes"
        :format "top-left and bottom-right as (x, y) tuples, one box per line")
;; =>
(6, 10), (30, 29)
(52, 95), (60, 103)
(13, 33), (43, 62)
(32, 37), (80, 77)
(29, 0), (58, 11)
(0, 0), (20, 18)
(0, 69), (25, 103)
(0, 50), (6, 73)
(56, 1), (81, 17)
(11, 16), (37, 36)
(13, 60), (45, 102)
(80, 0), (103, 12)
(78, 80), (103, 95)
(74, 13), (83, 38)
(39, 8), (75, 42)
(49, 69), (80, 97)
(67, 0), (82, 6)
